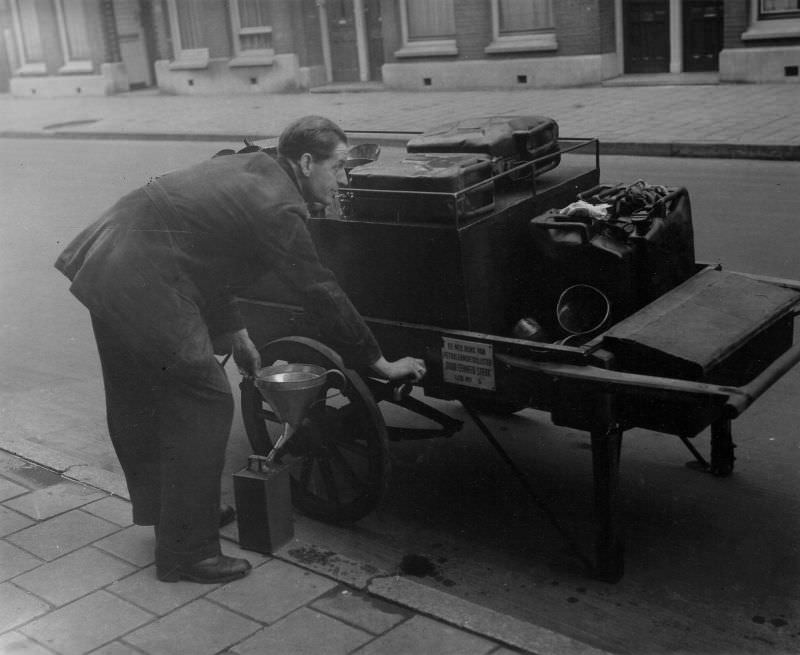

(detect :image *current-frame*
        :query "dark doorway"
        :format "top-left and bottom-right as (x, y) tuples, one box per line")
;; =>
(624, 0), (670, 74)
(328, 0), (383, 82)
(683, 1), (723, 71)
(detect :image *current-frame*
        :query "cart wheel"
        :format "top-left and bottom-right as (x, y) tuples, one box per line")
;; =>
(240, 337), (390, 523)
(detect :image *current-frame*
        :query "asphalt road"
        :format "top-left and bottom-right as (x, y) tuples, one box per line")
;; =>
(2, 138), (800, 653)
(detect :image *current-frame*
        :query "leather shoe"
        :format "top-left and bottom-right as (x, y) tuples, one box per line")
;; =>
(157, 554), (251, 583)
(219, 504), (236, 528)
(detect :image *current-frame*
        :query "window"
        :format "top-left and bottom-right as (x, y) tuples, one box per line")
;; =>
(55, 0), (93, 73)
(229, 0), (275, 67)
(166, 0), (231, 70)
(498, 0), (552, 34)
(743, 0), (800, 39)
(407, 0), (455, 39)
(10, 0), (46, 75)
(486, 0), (556, 53)
(760, 0), (800, 18)
(396, 0), (458, 58)
(167, 0), (209, 68)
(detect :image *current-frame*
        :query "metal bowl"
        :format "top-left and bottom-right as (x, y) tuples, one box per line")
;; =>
(255, 363), (328, 393)
(556, 284), (611, 335)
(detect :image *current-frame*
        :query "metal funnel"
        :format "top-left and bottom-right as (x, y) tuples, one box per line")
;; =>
(254, 363), (346, 462)
(255, 363), (329, 429)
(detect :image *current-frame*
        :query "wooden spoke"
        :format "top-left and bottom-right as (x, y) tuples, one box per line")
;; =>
(325, 441), (365, 490)
(317, 457), (342, 507)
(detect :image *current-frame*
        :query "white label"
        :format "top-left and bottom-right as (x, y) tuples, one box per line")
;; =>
(441, 338), (495, 390)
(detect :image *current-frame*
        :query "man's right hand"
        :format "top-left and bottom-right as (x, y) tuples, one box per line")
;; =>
(370, 356), (426, 382)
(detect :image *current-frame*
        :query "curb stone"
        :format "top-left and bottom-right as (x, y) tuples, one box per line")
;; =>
(367, 575), (613, 655)
(2, 129), (799, 161)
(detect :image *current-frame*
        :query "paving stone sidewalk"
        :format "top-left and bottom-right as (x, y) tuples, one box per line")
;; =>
(1, 83), (799, 159)
(0, 450), (610, 655)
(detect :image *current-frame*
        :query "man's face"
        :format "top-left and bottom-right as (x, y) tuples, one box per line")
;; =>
(302, 141), (349, 207)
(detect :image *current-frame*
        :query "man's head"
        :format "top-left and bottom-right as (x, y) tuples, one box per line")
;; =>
(278, 115), (349, 207)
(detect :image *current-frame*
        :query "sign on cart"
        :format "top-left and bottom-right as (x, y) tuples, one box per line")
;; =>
(442, 337), (495, 390)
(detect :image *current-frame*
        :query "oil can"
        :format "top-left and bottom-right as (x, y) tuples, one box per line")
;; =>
(233, 455), (294, 554)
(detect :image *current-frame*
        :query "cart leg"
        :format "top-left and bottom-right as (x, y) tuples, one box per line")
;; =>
(710, 417), (736, 477)
(679, 434), (710, 471)
(591, 424), (624, 583)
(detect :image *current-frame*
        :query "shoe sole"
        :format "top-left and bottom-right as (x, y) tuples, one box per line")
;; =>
(157, 567), (250, 584)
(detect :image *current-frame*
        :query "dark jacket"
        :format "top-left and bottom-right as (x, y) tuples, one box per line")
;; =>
(55, 152), (381, 387)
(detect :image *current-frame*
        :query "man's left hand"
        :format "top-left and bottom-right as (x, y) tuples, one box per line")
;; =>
(229, 329), (261, 376)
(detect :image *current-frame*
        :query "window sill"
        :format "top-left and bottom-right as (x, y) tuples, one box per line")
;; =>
(484, 33), (558, 54)
(16, 62), (47, 76)
(168, 49), (210, 70)
(742, 18), (800, 40)
(58, 61), (94, 75)
(395, 39), (458, 59)
(229, 52), (275, 67)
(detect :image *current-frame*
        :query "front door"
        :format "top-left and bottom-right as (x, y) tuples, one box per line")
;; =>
(683, 1), (723, 72)
(624, 0), (670, 74)
(328, 0), (383, 83)
(113, 0), (151, 88)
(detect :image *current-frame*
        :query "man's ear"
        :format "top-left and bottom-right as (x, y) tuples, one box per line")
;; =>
(298, 152), (313, 177)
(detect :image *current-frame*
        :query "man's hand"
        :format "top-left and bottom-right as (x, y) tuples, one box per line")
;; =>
(370, 356), (426, 382)
(211, 332), (234, 356)
(229, 329), (261, 376)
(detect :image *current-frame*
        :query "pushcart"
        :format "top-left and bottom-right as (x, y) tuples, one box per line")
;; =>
(236, 134), (800, 582)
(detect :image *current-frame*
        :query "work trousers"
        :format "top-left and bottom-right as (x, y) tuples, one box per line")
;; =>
(91, 316), (233, 567)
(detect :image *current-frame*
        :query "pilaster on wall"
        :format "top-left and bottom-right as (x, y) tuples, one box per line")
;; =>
(615, 0), (623, 71)
(151, 0), (172, 61)
(99, 0), (121, 63)
(353, 0), (369, 82)
(669, 0), (682, 73)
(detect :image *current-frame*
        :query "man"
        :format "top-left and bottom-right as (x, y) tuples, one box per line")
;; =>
(55, 115), (426, 584)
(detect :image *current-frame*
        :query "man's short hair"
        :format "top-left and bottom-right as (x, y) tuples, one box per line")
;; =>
(278, 115), (347, 162)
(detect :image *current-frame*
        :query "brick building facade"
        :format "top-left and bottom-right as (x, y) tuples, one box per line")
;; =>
(378, 0), (619, 89)
(0, 1), (797, 97)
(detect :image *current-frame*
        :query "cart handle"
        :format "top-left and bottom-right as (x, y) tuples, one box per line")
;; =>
(497, 338), (800, 418)
(496, 353), (739, 400)
(723, 339), (800, 418)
